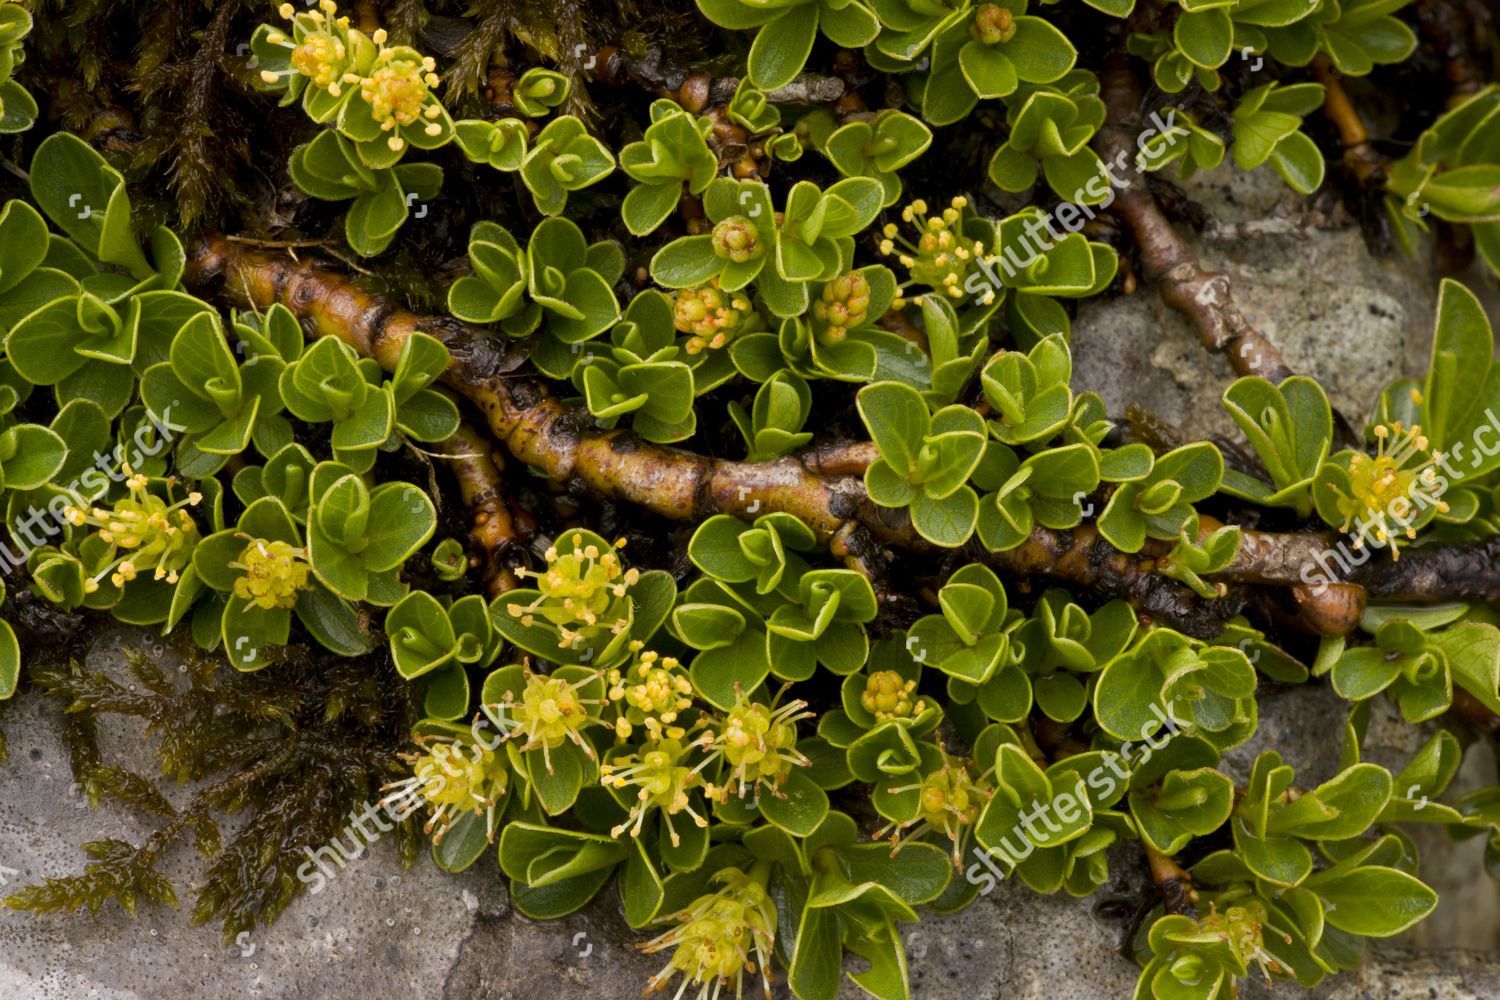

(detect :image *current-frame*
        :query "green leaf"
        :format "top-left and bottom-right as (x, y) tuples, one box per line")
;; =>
(1, 424), (67, 489)
(0, 620), (17, 700)
(1424, 279), (1493, 456)
(1175, 7), (1235, 69)
(1305, 865), (1437, 936)
(1268, 129), (1326, 194)
(0, 199), (48, 295)
(1005, 16), (1077, 83)
(910, 487), (979, 547)
(757, 767), (830, 836)
(650, 235), (720, 288)
(29, 132), (151, 279)
(622, 179), (684, 236)
(431, 811), (492, 874)
(858, 381), (929, 477)
(748, 5), (821, 90)
(365, 483), (437, 571)
(295, 584), (372, 656)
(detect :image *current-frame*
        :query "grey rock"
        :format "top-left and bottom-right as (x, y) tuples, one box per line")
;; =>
(1072, 168), (1435, 445)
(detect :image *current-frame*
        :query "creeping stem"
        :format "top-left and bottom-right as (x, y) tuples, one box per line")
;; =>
(432, 421), (526, 595)
(185, 236), (1236, 635)
(184, 237), (1500, 645)
(1143, 843), (1197, 917)
(187, 235), (879, 540)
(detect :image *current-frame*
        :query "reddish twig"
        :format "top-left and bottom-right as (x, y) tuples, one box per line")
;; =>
(1095, 55), (1295, 384)
(184, 237), (1500, 641)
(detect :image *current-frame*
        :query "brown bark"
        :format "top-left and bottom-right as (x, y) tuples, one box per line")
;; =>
(796, 441), (880, 478)
(432, 422), (525, 595)
(183, 237), (1500, 644)
(1096, 55), (1295, 384)
(184, 236), (1241, 637)
(1143, 844), (1197, 917)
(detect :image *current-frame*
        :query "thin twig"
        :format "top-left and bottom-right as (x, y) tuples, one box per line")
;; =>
(1311, 55), (1390, 187)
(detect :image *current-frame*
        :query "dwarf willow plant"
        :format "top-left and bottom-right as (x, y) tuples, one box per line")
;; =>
(1388, 85), (1500, 279)
(0, 1), (35, 133)
(2, 3), (1499, 1000)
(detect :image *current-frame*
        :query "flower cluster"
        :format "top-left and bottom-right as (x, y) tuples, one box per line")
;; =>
(607, 641), (694, 740)
(882, 755), (989, 865)
(385, 733), (510, 844)
(259, 1), (445, 153)
(810, 271), (872, 345)
(710, 214), (764, 264)
(641, 867), (777, 1000)
(971, 4), (1018, 45)
(673, 280), (760, 355)
(1324, 420), (1448, 558)
(505, 533), (640, 649)
(502, 668), (607, 770)
(879, 196), (993, 307)
(230, 538), (312, 611)
(695, 689), (813, 802)
(860, 669), (928, 721)
(599, 736), (707, 844)
(63, 471), (202, 592)
(360, 43), (444, 149)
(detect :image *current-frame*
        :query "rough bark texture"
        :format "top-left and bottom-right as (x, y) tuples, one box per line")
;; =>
(182, 236), (1500, 648)
(1096, 55), (1296, 385)
(432, 421), (527, 595)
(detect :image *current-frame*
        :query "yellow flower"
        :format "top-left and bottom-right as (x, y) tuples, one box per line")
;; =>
(878, 754), (989, 867)
(695, 687), (812, 802)
(229, 537), (311, 610)
(1180, 900), (1289, 983)
(384, 734), (509, 844)
(599, 736), (707, 844)
(519, 673), (597, 747)
(860, 669), (927, 721)
(505, 532), (639, 649)
(261, 0), (358, 96)
(290, 29), (347, 90)
(880, 195), (992, 306)
(672, 279), (760, 354)
(1324, 421), (1448, 559)
(360, 45), (444, 151)
(607, 641), (694, 740)
(641, 867), (777, 1000)
(811, 271), (872, 345)
(489, 668), (607, 774)
(67, 470), (201, 593)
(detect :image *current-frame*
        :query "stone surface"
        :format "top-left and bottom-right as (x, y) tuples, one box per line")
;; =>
(3, 162), (1500, 999)
(1072, 170), (1436, 447)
